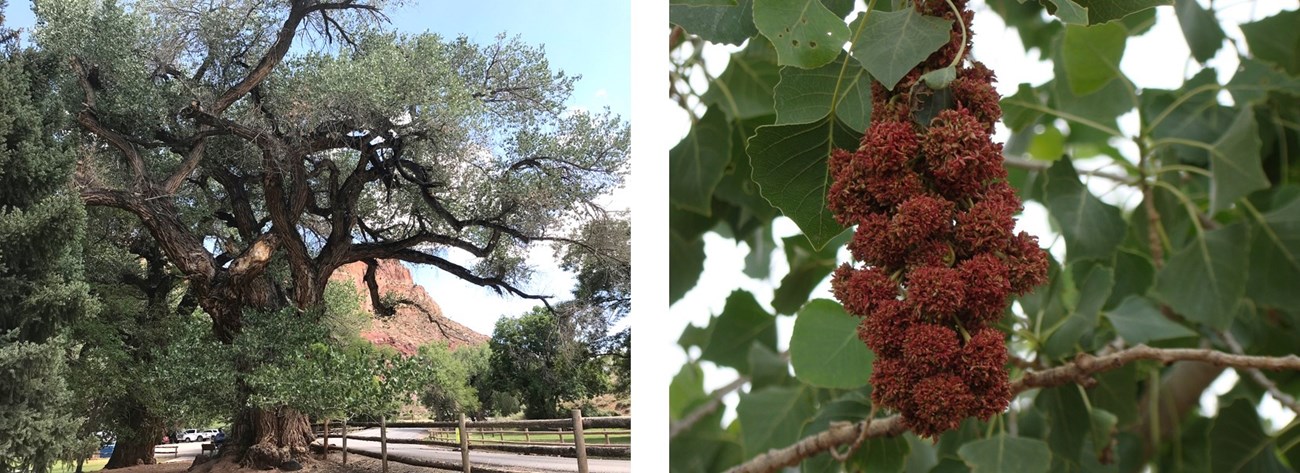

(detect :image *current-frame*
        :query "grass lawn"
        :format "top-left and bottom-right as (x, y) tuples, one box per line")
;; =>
(52, 457), (108, 473)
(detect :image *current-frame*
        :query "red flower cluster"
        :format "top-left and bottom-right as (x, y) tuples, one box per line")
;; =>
(827, 0), (1048, 438)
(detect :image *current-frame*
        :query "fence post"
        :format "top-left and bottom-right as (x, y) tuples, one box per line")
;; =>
(342, 419), (348, 465)
(572, 409), (588, 473)
(380, 416), (388, 473)
(322, 418), (330, 460)
(459, 413), (471, 473)
(524, 428), (530, 442)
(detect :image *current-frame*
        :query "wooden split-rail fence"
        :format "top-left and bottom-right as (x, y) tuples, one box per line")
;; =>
(313, 409), (631, 473)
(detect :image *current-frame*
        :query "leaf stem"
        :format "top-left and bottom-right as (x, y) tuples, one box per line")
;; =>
(943, 0), (967, 69)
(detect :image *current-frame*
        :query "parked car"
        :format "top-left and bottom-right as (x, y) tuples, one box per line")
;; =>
(199, 429), (220, 441)
(98, 443), (115, 458)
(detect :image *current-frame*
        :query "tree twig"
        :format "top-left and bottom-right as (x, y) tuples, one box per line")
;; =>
(669, 376), (750, 439)
(1219, 330), (1300, 415)
(723, 344), (1300, 473)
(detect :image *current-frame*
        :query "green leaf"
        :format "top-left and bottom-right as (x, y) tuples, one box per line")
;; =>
(1001, 83), (1046, 132)
(1062, 22), (1127, 96)
(1037, 385), (1090, 471)
(700, 291), (779, 373)
(1141, 69), (1233, 164)
(1174, 0), (1224, 63)
(748, 342), (791, 389)
(1227, 58), (1300, 106)
(1045, 0), (1170, 25)
(1087, 363), (1137, 427)
(1151, 224), (1250, 330)
(1041, 0), (1089, 25)
(737, 384), (816, 458)
(772, 230), (848, 314)
(773, 54), (873, 132)
(798, 390), (873, 473)
(753, 0), (851, 69)
(851, 436), (910, 472)
(958, 434), (1052, 473)
(1104, 249), (1154, 309)
(789, 299), (874, 388)
(670, 0), (757, 46)
(670, 406), (744, 473)
(848, 8), (953, 90)
(1247, 194), (1300, 308)
(669, 109), (733, 213)
(1088, 409), (1117, 458)
(1240, 9), (1300, 76)
(1209, 399), (1290, 473)
(702, 38), (781, 121)
(671, 0), (736, 5)
(1104, 295), (1196, 344)
(1208, 107), (1268, 214)
(714, 115), (781, 221)
(1044, 266), (1112, 359)
(669, 363), (708, 419)
(920, 65), (957, 90)
(1028, 124), (1065, 161)
(1042, 157), (1127, 263)
(669, 231), (706, 304)
(743, 223), (776, 278)
(748, 115), (859, 249)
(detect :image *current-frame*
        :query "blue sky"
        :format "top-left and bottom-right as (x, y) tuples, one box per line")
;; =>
(2, 0), (632, 336)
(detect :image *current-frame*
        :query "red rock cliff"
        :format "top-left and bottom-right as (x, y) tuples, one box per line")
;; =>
(330, 259), (489, 355)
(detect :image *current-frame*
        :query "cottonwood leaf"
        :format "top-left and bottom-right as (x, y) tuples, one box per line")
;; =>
(669, 0), (756, 46)
(848, 8), (953, 90)
(1240, 9), (1300, 76)
(1061, 22), (1127, 96)
(1208, 107), (1268, 214)
(772, 230), (847, 314)
(702, 39), (781, 121)
(958, 434), (1052, 473)
(669, 109), (732, 213)
(773, 54), (873, 132)
(1227, 58), (1300, 106)
(737, 384), (816, 459)
(1209, 399), (1290, 473)
(790, 299), (873, 388)
(1104, 296), (1196, 344)
(1174, 0), (1224, 63)
(1246, 193), (1300, 308)
(1152, 224), (1250, 330)
(699, 291), (779, 373)
(753, 0), (850, 69)
(1001, 83), (1045, 132)
(669, 231), (706, 304)
(1044, 0), (1169, 25)
(1042, 157), (1126, 263)
(748, 115), (859, 249)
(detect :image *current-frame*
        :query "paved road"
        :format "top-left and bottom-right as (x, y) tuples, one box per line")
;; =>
(320, 428), (631, 473)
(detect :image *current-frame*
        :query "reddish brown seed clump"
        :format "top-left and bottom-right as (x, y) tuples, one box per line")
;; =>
(827, 0), (1048, 438)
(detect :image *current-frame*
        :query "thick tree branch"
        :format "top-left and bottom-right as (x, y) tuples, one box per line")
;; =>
(724, 345), (1300, 473)
(212, 1), (378, 113)
(389, 249), (550, 304)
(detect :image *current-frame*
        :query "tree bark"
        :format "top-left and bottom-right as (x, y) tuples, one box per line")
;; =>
(234, 405), (315, 469)
(105, 416), (163, 469)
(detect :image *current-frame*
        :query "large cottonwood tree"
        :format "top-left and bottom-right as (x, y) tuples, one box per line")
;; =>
(31, 0), (627, 466)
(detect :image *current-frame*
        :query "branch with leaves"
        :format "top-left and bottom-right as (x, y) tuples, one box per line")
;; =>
(726, 345), (1300, 473)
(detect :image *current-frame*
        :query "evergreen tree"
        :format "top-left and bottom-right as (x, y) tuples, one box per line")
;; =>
(0, 4), (95, 470)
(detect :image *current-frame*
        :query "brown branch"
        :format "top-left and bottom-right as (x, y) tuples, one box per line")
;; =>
(1219, 330), (1300, 415)
(724, 344), (1300, 473)
(669, 376), (749, 439)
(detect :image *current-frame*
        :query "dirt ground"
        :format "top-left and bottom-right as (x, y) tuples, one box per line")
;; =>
(105, 452), (456, 473)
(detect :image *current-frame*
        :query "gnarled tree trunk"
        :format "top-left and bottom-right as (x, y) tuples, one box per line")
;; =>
(105, 408), (163, 469)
